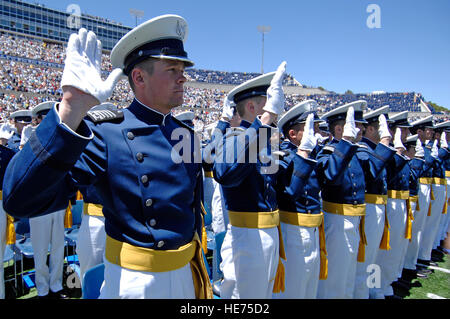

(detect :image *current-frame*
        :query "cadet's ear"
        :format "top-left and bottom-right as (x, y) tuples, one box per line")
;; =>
(288, 128), (296, 140)
(131, 68), (145, 90)
(246, 100), (255, 115)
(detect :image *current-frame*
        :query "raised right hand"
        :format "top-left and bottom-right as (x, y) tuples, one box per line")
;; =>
(342, 106), (360, 141)
(61, 28), (123, 108)
(298, 113), (317, 152)
(221, 96), (235, 121)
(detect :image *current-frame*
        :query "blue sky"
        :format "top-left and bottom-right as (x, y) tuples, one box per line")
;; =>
(35, 0), (450, 108)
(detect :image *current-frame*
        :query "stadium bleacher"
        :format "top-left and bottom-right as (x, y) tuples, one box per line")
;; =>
(0, 30), (444, 127)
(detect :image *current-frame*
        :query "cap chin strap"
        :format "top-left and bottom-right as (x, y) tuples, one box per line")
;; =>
(123, 38), (188, 75)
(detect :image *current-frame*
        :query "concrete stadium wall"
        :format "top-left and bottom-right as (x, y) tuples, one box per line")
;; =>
(185, 81), (329, 95)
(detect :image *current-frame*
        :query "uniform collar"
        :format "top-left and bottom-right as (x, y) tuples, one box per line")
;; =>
(361, 136), (377, 149)
(329, 137), (339, 145)
(240, 120), (252, 129)
(281, 139), (297, 151)
(128, 98), (173, 126)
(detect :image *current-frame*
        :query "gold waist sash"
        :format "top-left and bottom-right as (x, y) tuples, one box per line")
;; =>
(105, 234), (212, 299)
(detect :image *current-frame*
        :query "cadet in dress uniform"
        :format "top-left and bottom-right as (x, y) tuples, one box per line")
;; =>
(353, 106), (396, 299)
(431, 122), (450, 253)
(18, 101), (69, 299)
(373, 112), (412, 299)
(401, 116), (438, 278)
(396, 135), (424, 289)
(213, 62), (289, 299)
(8, 110), (32, 152)
(274, 100), (326, 299)
(316, 101), (395, 299)
(414, 117), (448, 268)
(3, 15), (212, 299)
(430, 133), (450, 255)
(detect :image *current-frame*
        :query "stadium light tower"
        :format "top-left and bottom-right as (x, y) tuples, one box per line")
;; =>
(257, 25), (271, 74)
(129, 8), (144, 27)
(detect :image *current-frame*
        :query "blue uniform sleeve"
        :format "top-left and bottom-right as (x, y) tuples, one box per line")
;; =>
(278, 152), (317, 199)
(422, 146), (436, 176)
(213, 117), (271, 187)
(2, 106), (103, 218)
(438, 147), (450, 161)
(315, 139), (359, 185)
(410, 158), (425, 182)
(360, 143), (396, 181)
(385, 152), (408, 183)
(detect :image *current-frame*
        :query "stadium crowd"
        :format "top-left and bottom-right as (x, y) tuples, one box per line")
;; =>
(0, 31), (443, 131)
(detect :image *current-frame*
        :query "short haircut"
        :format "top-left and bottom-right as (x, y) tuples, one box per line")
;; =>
(284, 122), (303, 141)
(235, 96), (266, 118)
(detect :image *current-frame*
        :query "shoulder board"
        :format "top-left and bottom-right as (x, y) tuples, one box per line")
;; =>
(356, 143), (369, 149)
(272, 150), (290, 158)
(322, 145), (335, 153)
(86, 109), (124, 123)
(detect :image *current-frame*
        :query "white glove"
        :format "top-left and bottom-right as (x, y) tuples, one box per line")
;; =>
(262, 61), (286, 115)
(431, 139), (439, 158)
(221, 96), (235, 120)
(298, 113), (317, 152)
(440, 132), (448, 149)
(342, 106), (360, 140)
(20, 125), (35, 147)
(61, 28), (124, 103)
(378, 114), (391, 139)
(393, 127), (406, 150)
(315, 132), (327, 144)
(415, 139), (425, 157)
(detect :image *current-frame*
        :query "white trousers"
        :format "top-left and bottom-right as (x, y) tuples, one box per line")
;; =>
(437, 210), (450, 243)
(211, 183), (229, 235)
(435, 177), (450, 245)
(76, 215), (106, 281)
(203, 175), (215, 214)
(397, 201), (417, 278)
(317, 212), (360, 299)
(404, 184), (431, 270)
(374, 198), (407, 297)
(0, 201), (6, 299)
(99, 257), (195, 299)
(273, 222), (320, 299)
(219, 225), (279, 299)
(30, 209), (66, 296)
(418, 183), (445, 261)
(354, 203), (385, 299)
